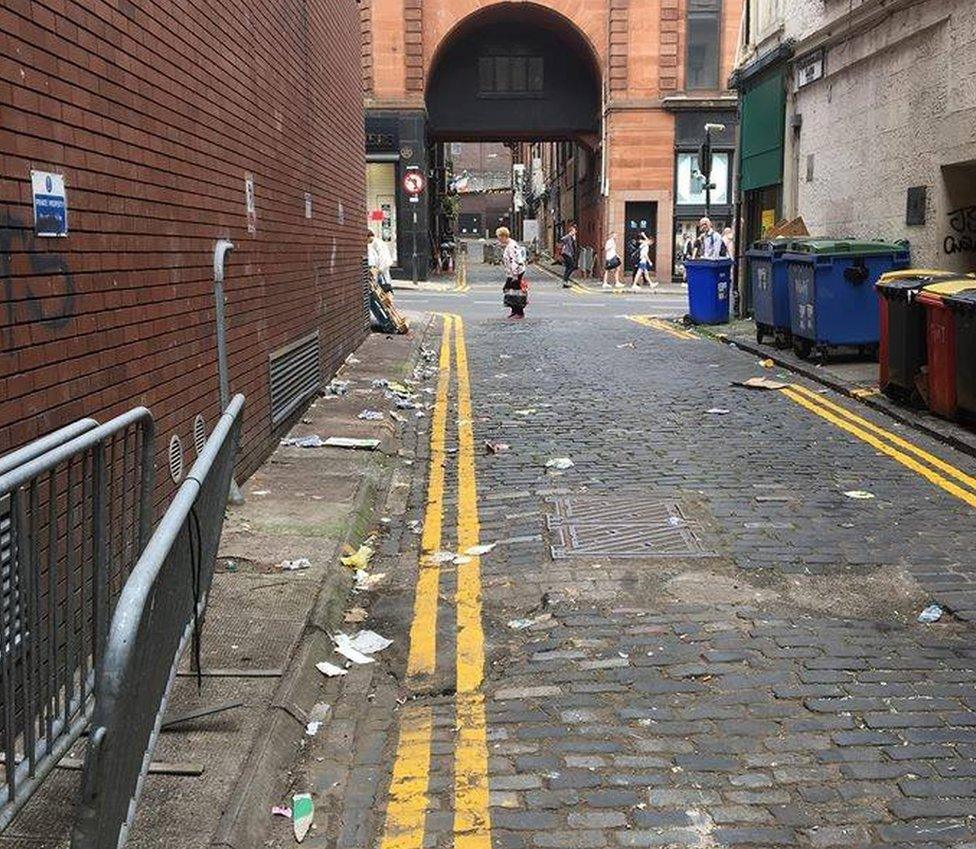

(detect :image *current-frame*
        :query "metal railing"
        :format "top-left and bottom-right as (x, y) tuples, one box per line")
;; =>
(0, 410), (155, 830)
(72, 395), (244, 849)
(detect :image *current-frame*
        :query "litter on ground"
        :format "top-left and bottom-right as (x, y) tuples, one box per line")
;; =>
(485, 441), (511, 454)
(279, 558), (311, 572)
(465, 543), (497, 556)
(706, 408), (731, 416)
(733, 377), (789, 391)
(759, 359), (775, 368)
(545, 458), (575, 471)
(271, 806), (291, 818)
(281, 435), (327, 449)
(292, 794), (314, 843)
(339, 630), (392, 655)
(918, 604), (944, 623)
(316, 661), (347, 678)
(334, 643), (374, 665)
(354, 570), (386, 592)
(340, 545), (374, 570)
(305, 721), (322, 737)
(344, 607), (369, 623)
(508, 612), (554, 630)
(323, 437), (381, 451)
(358, 410), (384, 421)
(844, 490), (876, 500)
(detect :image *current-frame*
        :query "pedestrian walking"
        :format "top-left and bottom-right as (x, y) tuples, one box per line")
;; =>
(632, 232), (657, 290)
(697, 217), (725, 260)
(558, 223), (579, 288)
(722, 227), (735, 259)
(497, 227), (528, 319)
(367, 229), (394, 292)
(603, 233), (623, 289)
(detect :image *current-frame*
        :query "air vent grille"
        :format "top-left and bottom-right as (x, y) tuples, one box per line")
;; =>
(269, 331), (321, 426)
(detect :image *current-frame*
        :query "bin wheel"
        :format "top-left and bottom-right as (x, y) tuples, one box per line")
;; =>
(793, 338), (813, 360)
(756, 326), (766, 345)
(774, 332), (790, 350)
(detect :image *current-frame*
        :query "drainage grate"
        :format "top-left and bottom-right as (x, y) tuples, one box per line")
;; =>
(269, 331), (321, 426)
(545, 497), (715, 560)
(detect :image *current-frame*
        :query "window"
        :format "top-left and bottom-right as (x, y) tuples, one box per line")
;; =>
(478, 51), (544, 97)
(686, 0), (722, 90)
(676, 152), (729, 206)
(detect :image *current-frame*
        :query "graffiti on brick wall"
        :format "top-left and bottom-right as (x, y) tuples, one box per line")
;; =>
(1, 210), (76, 345)
(944, 205), (976, 256)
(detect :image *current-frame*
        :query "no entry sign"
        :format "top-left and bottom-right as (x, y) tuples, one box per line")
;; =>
(403, 170), (426, 196)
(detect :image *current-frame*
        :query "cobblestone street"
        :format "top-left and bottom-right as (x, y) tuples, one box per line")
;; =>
(294, 262), (976, 849)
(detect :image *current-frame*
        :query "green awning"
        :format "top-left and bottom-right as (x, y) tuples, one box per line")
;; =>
(739, 67), (786, 192)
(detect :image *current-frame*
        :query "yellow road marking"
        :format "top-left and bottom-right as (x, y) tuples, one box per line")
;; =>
(379, 705), (434, 849)
(451, 313), (492, 849)
(787, 383), (976, 495)
(408, 314), (453, 677)
(626, 314), (697, 340)
(781, 387), (976, 510)
(380, 318), (455, 849)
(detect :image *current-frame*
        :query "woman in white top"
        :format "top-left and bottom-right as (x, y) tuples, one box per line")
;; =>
(602, 233), (623, 289)
(633, 232), (658, 290)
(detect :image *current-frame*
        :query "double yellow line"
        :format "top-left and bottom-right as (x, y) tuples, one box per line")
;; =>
(381, 313), (491, 849)
(626, 314), (698, 340)
(781, 383), (976, 509)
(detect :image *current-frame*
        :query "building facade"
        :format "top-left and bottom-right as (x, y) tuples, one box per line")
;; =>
(734, 0), (976, 272)
(362, 0), (744, 281)
(1, 0), (368, 484)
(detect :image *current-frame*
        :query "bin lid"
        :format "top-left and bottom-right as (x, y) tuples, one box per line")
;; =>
(787, 239), (909, 257)
(946, 289), (976, 313)
(876, 269), (967, 297)
(922, 279), (976, 297)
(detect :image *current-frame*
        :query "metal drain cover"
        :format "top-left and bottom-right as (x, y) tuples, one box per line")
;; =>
(545, 497), (715, 560)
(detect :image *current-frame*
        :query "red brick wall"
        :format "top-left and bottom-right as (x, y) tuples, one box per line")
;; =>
(0, 0), (367, 488)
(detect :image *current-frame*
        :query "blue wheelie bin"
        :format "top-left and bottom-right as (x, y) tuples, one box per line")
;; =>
(686, 258), (734, 325)
(785, 240), (910, 359)
(748, 238), (798, 347)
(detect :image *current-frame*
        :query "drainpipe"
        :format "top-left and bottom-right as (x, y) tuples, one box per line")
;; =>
(214, 239), (245, 506)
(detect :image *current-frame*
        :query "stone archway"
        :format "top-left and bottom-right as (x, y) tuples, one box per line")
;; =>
(425, 3), (602, 142)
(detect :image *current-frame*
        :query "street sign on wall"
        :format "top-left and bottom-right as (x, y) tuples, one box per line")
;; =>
(31, 170), (68, 237)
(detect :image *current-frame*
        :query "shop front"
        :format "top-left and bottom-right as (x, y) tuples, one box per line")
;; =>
(365, 111), (430, 280)
(670, 110), (737, 280)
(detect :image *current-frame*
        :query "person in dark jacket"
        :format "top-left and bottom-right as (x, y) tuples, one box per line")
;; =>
(558, 223), (579, 288)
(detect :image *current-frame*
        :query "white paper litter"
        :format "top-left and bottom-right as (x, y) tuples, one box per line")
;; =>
(453, 555), (473, 565)
(358, 410), (384, 421)
(279, 558), (311, 571)
(340, 630), (393, 655)
(354, 570), (386, 591)
(316, 661), (348, 678)
(844, 490), (875, 500)
(305, 721), (322, 736)
(705, 408), (731, 416)
(334, 644), (374, 665)
(429, 551), (457, 564)
(545, 458), (575, 471)
(918, 604), (944, 623)
(323, 437), (381, 450)
(281, 435), (327, 448)
(465, 543), (496, 556)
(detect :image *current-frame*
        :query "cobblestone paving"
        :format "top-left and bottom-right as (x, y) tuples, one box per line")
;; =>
(311, 264), (976, 849)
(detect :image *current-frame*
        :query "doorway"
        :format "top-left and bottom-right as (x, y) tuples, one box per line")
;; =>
(624, 202), (658, 274)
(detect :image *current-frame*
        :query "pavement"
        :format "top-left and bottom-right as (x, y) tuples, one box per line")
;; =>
(262, 262), (976, 849)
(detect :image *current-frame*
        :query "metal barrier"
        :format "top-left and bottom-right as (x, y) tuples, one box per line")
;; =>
(72, 395), (244, 849)
(0, 410), (155, 830)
